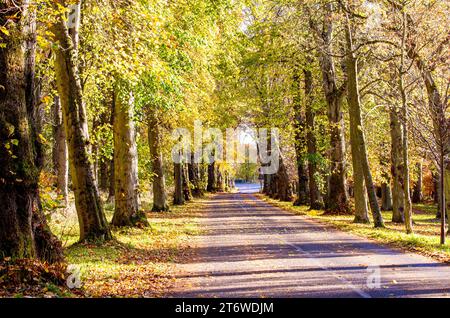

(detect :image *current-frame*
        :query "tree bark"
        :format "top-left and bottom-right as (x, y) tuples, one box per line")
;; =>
(216, 166), (225, 192)
(52, 95), (68, 205)
(309, 3), (349, 213)
(276, 155), (293, 202)
(207, 162), (217, 192)
(344, 16), (383, 227)
(412, 161), (423, 203)
(182, 163), (193, 201)
(347, 56), (369, 223)
(445, 165), (450, 235)
(304, 67), (324, 209)
(111, 90), (147, 227)
(0, 1), (63, 262)
(52, 2), (111, 242)
(98, 159), (109, 192)
(292, 67), (309, 206)
(381, 182), (393, 211)
(390, 109), (405, 223)
(399, 10), (413, 234)
(188, 153), (203, 197)
(147, 112), (169, 211)
(107, 106), (115, 204)
(173, 160), (185, 205)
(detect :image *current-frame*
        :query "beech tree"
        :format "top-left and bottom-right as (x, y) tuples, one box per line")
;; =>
(0, 0), (63, 262)
(51, 0), (111, 241)
(111, 89), (148, 226)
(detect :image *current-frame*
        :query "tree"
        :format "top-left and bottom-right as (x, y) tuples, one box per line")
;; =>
(0, 0), (63, 262)
(304, 66), (324, 210)
(390, 108), (405, 223)
(51, 96), (68, 205)
(111, 89), (148, 227)
(342, 1), (384, 227)
(292, 65), (309, 206)
(307, 2), (350, 213)
(148, 112), (169, 212)
(51, 0), (111, 241)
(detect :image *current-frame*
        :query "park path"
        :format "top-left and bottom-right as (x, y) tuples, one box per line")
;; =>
(170, 185), (450, 298)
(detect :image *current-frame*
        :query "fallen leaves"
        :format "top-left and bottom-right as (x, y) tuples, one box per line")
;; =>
(0, 258), (74, 297)
(64, 200), (202, 298)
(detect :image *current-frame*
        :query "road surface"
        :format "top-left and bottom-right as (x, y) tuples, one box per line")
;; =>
(171, 187), (450, 298)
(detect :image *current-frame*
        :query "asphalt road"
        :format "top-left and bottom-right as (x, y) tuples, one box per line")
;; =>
(171, 188), (450, 298)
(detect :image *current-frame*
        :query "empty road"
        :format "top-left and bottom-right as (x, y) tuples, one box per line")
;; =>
(171, 187), (450, 298)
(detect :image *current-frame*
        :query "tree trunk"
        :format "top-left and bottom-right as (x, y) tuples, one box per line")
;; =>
(106, 158), (115, 203)
(207, 162), (217, 192)
(52, 95), (68, 205)
(0, 1), (63, 262)
(381, 182), (393, 211)
(412, 161), (423, 203)
(182, 163), (193, 201)
(399, 10), (413, 234)
(344, 18), (383, 227)
(111, 90), (147, 227)
(188, 153), (203, 197)
(99, 159), (109, 192)
(304, 67), (324, 210)
(147, 112), (169, 212)
(97, 111), (110, 192)
(277, 155), (293, 202)
(390, 109), (405, 223)
(350, 138), (370, 223)
(310, 4), (349, 213)
(347, 48), (370, 223)
(173, 161), (184, 205)
(435, 172), (443, 218)
(107, 106), (115, 204)
(292, 67), (309, 206)
(52, 3), (111, 242)
(263, 173), (271, 195)
(445, 165), (450, 235)
(438, 154), (446, 243)
(216, 167), (225, 192)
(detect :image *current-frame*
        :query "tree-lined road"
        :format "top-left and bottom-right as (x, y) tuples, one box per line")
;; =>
(172, 190), (450, 298)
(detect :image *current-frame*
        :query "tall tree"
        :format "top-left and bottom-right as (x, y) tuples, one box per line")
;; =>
(0, 0), (63, 262)
(52, 95), (68, 205)
(148, 112), (169, 212)
(304, 67), (324, 210)
(111, 89), (148, 227)
(307, 3), (350, 213)
(342, 2), (383, 227)
(390, 108), (405, 223)
(292, 66), (309, 206)
(52, 0), (111, 241)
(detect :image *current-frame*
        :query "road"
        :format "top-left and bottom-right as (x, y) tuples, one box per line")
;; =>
(171, 185), (450, 298)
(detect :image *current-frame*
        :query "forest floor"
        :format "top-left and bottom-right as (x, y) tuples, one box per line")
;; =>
(171, 191), (450, 297)
(1, 194), (206, 298)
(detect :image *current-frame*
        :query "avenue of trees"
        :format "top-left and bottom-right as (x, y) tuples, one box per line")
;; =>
(0, 0), (449, 268)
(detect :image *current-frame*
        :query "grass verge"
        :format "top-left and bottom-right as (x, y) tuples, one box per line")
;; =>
(49, 196), (204, 298)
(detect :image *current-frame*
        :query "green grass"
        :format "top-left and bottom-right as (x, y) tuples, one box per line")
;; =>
(258, 195), (450, 263)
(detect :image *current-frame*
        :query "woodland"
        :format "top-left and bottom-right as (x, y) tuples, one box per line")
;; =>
(0, 0), (449, 297)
